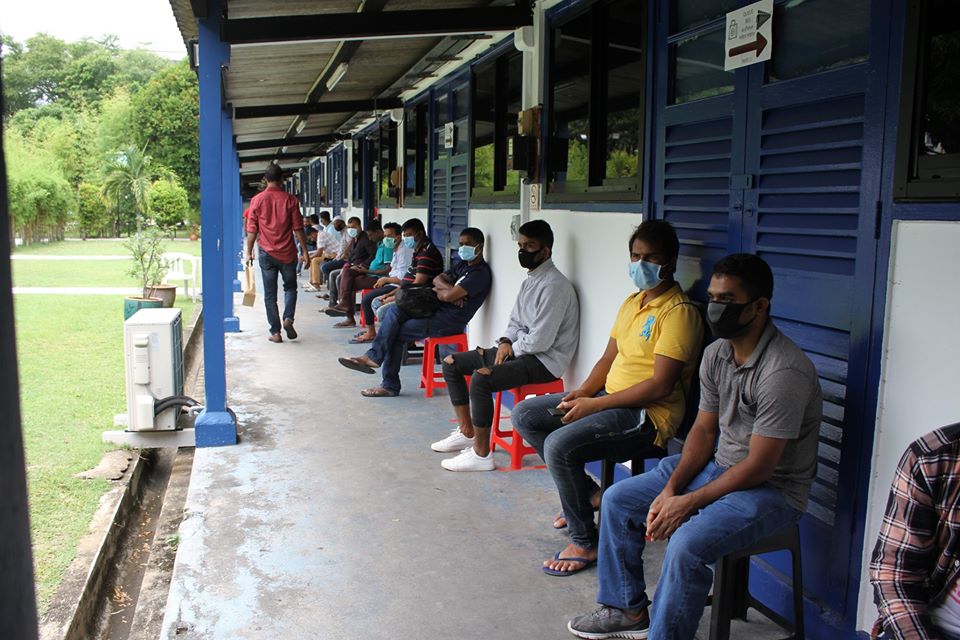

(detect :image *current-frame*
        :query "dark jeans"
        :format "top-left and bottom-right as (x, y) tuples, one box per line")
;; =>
(360, 285), (396, 327)
(258, 250), (298, 335)
(364, 305), (465, 394)
(320, 258), (345, 286)
(442, 348), (556, 429)
(512, 393), (658, 549)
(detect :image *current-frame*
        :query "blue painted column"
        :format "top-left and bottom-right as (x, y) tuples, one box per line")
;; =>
(231, 141), (243, 292)
(222, 108), (240, 334)
(195, 0), (237, 446)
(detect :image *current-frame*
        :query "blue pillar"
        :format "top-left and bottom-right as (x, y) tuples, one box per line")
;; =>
(222, 108), (240, 334)
(195, 0), (237, 447)
(231, 140), (243, 293)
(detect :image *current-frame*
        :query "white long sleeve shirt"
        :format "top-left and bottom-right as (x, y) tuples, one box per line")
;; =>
(502, 259), (580, 378)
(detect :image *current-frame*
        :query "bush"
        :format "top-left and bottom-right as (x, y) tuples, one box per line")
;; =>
(148, 179), (189, 235)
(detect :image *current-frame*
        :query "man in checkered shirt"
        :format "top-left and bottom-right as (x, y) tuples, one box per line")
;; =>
(870, 422), (960, 639)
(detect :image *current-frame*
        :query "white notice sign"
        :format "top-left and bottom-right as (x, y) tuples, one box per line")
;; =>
(724, 0), (773, 71)
(443, 122), (454, 149)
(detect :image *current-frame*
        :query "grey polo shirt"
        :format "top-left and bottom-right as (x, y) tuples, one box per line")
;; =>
(699, 320), (822, 511)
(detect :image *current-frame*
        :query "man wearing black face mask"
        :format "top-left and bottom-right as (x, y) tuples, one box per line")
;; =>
(567, 254), (822, 640)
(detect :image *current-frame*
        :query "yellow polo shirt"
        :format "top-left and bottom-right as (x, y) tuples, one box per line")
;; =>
(606, 284), (704, 446)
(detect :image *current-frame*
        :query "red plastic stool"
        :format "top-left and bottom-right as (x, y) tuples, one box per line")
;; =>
(491, 379), (565, 470)
(358, 288), (372, 328)
(419, 333), (469, 397)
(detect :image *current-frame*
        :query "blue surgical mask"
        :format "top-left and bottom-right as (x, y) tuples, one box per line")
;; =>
(458, 244), (477, 261)
(629, 259), (664, 290)
(382, 237), (395, 249)
(402, 235), (416, 249)
(347, 227), (359, 238)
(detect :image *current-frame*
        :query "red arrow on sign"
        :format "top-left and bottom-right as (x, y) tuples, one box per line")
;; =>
(729, 32), (768, 58)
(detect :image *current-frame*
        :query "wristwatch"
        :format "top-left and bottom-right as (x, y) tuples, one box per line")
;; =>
(497, 337), (512, 346)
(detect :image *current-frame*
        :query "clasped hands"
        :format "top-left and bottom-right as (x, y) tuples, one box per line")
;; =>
(645, 488), (697, 541)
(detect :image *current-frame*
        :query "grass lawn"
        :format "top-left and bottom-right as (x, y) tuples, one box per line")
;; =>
(16, 293), (195, 612)
(14, 238), (203, 257)
(13, 260), (138, 288)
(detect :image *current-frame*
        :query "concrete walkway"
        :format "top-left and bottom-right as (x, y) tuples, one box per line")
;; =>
(160, 276), (784, 640)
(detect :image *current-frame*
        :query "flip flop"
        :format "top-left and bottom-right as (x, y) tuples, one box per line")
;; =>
(360, 386), (398, 397)
(338, 356), (376, 374)
(324, 307), (348, 317)
(542, 552), (597, 577)
(333, 320), (357, 328)
(349, 335), (375, 344)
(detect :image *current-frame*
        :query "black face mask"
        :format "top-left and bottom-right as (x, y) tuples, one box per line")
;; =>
(706, 300), (758, 339)
(518, 249), (545, 271)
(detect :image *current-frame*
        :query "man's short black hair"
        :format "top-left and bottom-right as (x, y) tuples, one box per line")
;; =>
(319, 210), (331, 222)
(628, 220), (680, 261)
(402, 218), (425, 235)
(366, 219), (382, 232)
(712, 253), (774, 300)
(308, 214), (320, 225)
(348, 216), (362, 226)
(264, 163), (283, 183)
(384, 222), (402, 234)
(518, 219), (554, 249)
(460, 227), (484, 245)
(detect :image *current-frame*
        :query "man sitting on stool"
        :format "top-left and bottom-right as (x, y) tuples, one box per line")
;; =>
(432, 220), (580, 472)
(338, 227), (492, 398)
(565, 254), (822, 640)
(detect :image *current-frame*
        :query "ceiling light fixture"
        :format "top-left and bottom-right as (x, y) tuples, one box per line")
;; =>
(295, 119), (306, 134)
(325, 63), (349, 92)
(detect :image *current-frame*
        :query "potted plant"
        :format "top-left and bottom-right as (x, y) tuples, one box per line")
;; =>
(123, 227), (172, 318)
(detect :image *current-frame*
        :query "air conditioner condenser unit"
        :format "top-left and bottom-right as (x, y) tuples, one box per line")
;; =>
(122, 308), (184, 431)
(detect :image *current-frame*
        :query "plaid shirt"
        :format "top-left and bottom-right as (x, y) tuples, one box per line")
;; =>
(870, 423), (960, 639)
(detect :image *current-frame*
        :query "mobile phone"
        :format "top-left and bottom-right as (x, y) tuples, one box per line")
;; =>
(547, 406), (567, 417)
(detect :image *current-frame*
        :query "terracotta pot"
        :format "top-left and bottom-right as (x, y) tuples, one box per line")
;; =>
(124, 296), (163, 320)
(143, 284), (177, 308)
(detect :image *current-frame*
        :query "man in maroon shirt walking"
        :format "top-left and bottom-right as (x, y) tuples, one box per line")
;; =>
(245, 164), (310, 342)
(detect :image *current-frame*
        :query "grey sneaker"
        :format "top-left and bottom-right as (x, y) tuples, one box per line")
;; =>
(567, 606), (649, 639)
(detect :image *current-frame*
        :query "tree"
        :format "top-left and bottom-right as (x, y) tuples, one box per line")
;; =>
(76, 182), (109, 239)
(148, 179), (190, 236)
(131, 62), (200, 212)
(4, 131), (75, 244)
(101, 145), (172, 233)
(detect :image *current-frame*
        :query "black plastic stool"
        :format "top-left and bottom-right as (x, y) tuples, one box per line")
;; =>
(706, 523), (804, 640)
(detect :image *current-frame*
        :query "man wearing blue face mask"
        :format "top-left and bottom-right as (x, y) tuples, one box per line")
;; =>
(338, 227), (492, 397)
(513, 220), (704, 577)
(432, 220), (580, 472)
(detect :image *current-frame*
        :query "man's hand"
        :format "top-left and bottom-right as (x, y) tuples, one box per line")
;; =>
(374, 277), (388, 288)
(351, 264), (366, 273)
(645, 491), (697, 541)
(246, 254), (254, 267)
(558, 396), (601, 424)
(561, 388), (591, 403)
(494, 342), (514, 365)
(300, 251), (310, 267)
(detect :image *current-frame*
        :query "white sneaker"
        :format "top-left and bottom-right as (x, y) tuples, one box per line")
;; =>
(430, 428), (474, 452)
(441, 447), (496, 472)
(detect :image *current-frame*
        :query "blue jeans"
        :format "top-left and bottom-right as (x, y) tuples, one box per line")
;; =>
(511, 393), (657, 549)
(258, 250), (298, 335)
(364, 305), (464, 394)
(596, 455), (802, 640)
(321, 258), (345, 284)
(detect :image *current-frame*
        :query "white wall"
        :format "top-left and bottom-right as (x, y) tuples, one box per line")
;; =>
(380, 206), (428, 229)
(856, 220), (960, 630)
(468, 207), (643, 386)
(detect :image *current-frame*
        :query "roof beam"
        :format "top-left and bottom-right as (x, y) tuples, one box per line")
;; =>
(222, 5), (533, 45)
(239, 152), (319, 163)
(235, 134), (341, 151)
(234, 98), (403, 119)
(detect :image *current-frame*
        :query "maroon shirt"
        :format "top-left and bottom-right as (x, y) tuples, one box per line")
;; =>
(245, 186), (303, 263)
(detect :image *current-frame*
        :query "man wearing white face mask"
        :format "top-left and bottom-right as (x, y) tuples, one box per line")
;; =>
(513, 220), (704, 577)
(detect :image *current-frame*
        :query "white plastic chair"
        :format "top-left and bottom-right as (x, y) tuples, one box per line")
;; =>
(162, 252), (201, 302)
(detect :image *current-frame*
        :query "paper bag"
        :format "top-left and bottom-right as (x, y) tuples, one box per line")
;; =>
(242, 265), (256, 307)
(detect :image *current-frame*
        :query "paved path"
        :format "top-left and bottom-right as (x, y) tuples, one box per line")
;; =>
(12, 287), (140, 295)
(10, 255), (130, 261)
(159, 273), (784, 640)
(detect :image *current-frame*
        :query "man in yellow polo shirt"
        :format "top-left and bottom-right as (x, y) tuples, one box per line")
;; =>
(513, 220), (703, 577)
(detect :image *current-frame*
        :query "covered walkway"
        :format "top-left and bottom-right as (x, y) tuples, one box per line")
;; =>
(159, 289), (782, 639)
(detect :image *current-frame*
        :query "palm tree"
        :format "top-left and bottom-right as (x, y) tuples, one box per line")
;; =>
(101, 144), (171, 233)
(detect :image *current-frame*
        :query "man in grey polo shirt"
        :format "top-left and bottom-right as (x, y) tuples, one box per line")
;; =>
(431, 219), (580, 472)
(567, 253), (822, 640)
